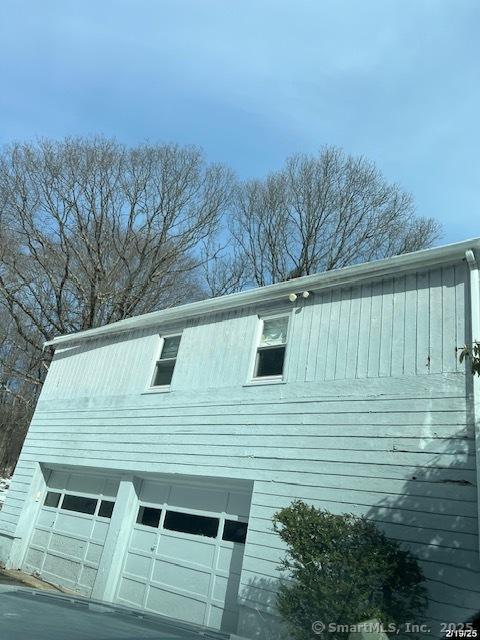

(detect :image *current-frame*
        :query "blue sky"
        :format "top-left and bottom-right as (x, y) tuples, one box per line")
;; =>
(1, 0), (478, 243)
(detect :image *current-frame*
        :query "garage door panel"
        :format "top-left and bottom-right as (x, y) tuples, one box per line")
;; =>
(118, 576), (146, 607)
(159, 533), (216, 567)
(146, 586), (207, 625)
(85, 542), (103, 564)
(152, 559), (211, 597)
(91, 520), (109, 543)
(208, 605), (239, 632)
(212, 573), (241, 602)
(212, 574), (229, 601)
(48, 533), (87, 560)
(41, 567), (91, 596)
(43, 553), (81, 583)
(125, 551), (151, 579)
(31, 528), (50, 548)
(131, 528), (158, 552)
(37, 509), (56, 528)
(79, 565), (97, 590)
(24, 547), (44, 571)
(55, 512), (93, 537)
(217, 544), (245, 573)
(169, 485), (227, 513)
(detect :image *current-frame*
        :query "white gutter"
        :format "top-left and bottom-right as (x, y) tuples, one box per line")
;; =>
(465, 249), (480, 550)
(44, 236), (480, 348)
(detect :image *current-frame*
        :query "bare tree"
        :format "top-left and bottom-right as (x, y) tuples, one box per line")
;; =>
(0, 308), (36, 474)
(200, 237), (247, 297)
(231, 146), (441, 286)
(0, 137), (233, 470)
(0, 137), (233, 387)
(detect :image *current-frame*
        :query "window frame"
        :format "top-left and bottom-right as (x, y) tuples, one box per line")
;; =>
(134, 501), (248, 545)
(42, 489), (116, 520)
(60, 493), (98, 515)
(248, 313), (291, 384)
(148, 332), (182, 391)
(136, 505), (163, 528)
(222, 518), (248, 544)
(163, 509), (219, 539)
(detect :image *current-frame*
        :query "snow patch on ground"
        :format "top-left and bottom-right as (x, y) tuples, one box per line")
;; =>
(0, 477), (10, 508)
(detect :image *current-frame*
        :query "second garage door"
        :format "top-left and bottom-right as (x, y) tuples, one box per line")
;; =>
(116, 477), (251, 633)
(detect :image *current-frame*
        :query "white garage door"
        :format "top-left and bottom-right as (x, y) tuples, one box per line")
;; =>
(116, 478), (251, 633)
(23, 470), (119, 595)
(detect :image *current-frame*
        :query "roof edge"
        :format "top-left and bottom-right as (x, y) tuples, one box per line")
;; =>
(44, 237), (480, 349)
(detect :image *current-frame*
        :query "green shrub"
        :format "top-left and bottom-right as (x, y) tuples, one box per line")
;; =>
(272, 501), (428, 639)
(459, 341), (480, 376)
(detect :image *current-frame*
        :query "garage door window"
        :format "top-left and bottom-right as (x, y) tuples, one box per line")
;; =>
(164, 510), (219, 538)
(44, 491), (61, 508)
(137, 506), (162, 528)
(43, 490), (116, 519)
(61, 494), (97, 515)
(222, 520), (248, 544)
(98, 500), (115, 518)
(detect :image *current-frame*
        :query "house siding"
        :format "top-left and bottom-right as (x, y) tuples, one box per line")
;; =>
(39, 263), (465, 401)
(0, 260), (478, 635)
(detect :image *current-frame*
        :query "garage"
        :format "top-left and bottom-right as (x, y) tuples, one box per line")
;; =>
(22, 469), (119, 595)
(116, 477), (251, 633)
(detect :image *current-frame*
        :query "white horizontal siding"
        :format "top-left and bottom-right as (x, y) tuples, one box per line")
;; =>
(0, 458), (36, 535)
(15, 372), (479, 628)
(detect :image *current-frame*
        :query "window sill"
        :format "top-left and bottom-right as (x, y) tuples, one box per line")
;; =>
(244, 378), (286, 387)
(142, 386), (171, 395)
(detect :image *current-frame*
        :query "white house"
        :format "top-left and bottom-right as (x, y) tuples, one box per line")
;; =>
(0, 238), (479, 637)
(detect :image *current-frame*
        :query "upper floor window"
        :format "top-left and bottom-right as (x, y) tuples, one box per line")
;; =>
(253, 316), (289, 379)
(151, 335), (181, 387)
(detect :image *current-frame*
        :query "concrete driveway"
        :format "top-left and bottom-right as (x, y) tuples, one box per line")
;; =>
(0, 585), (231, 640)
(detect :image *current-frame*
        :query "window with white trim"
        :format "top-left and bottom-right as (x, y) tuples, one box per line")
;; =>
(151, 334), (181, 387)
(253, 316), (289, 379)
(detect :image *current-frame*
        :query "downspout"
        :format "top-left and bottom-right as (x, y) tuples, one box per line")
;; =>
(465, 249), (480, 549)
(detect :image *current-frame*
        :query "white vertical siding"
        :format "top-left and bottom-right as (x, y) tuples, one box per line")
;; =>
(356, 283), (372, 378)
(42, 263), (467, 401)
(379, 278), (394, 378)
(391, 275), (406, 376)
(416, 270), (431, 375)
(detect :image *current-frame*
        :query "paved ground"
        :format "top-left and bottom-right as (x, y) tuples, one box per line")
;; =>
(0, 587), (229, 640)
(0, 571), (28, 586)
